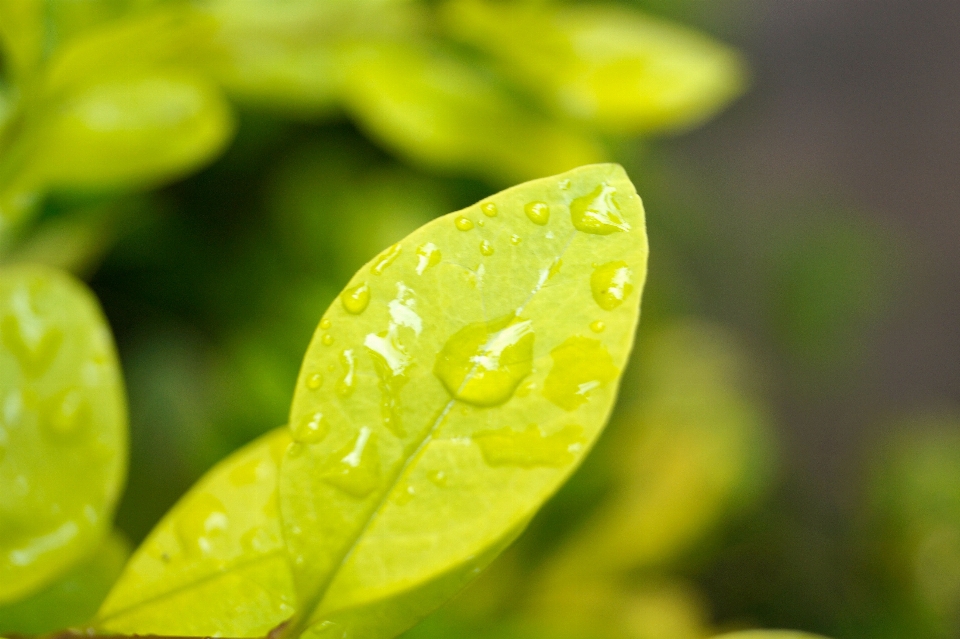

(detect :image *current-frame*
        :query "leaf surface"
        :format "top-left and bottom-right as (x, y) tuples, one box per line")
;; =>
(0, 265), (126, 604)
(95, 428), (296, 637)
(280, 163), (648, 638)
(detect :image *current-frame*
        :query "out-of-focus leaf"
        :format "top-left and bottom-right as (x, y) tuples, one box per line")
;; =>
(96, 428), (296, 637)
(540, 321), (773, 579)
(710, 632), (832, 639)
(0, 531), (129, 634)
(0, 0), (45, 80)
(278, 163), (647, 639)
(0, 265), (127, 604)
(441, 0), (747, 135)
(339, 41), (607, 183)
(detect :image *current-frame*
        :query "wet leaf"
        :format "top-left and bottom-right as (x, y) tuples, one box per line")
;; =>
(96, 428), (297, 637)
(441, 0), (747, 134)
(280, 163), (647, 639)
(0, 265), (127, 604)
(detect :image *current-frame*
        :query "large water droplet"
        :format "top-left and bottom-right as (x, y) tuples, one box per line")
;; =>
(365, 336), (409, 438)
(336, 349), (356, 397)
(473, 424), (585, 468)
(590, 261), (634, 310)
(341, 283), (370, 315)
(1, 315), (63, 378)
(176, 493), (229, 556)
(416, 243), (441, 275)
(371, 243), (402, 275)
(455, 216), (474, 231)
(479, 240), (494, 256)
(542, 336), (618, 411)
(292, 411), (330, 444)
(322, 427), (380, 498)
(570, 184), (630, 235)
(480, 202), (498, 217)
(524, 202), (550, 225)
(434, 314), (535, 407)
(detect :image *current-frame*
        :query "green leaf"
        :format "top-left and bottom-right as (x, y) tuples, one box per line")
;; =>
(280, 163), (647, 639)
(0, 264), (127, 604)
(96, 428), (296, 637)
(710, 632), (833, 639)
(339, 41), (607, 183)
(0, 531), (129, 635)
(440, 0), (747, 135)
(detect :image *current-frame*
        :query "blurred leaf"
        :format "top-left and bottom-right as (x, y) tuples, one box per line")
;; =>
(710, 632), (832, 639)
(96, 428), (296, 637)
(0, 531), (129, 634)
(339, 40), (607, 183)
(0, 265), (127, 604)
(440, 0), (747, 135)
(279, 163), (647, 639)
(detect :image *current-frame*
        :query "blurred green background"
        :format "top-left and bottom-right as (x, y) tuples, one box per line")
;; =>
(1, 0), (958, 638)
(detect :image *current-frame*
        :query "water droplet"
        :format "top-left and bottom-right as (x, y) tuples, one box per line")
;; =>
(559, 179), (571, 190)
(427, 470), (448, 487)
(176, 493), (229, 556)
(292, 411), (330, 444)
(365, 335), (409, 437)
(1, 315), (63, 378)
(510, 234), (522, 245)
(341, 283), (370, 314)
(479, 240), (494, 256)
(590, 320), (606, 333)
(229, 457), (261, 486)
(473, 424), (585, 468)
(416, 242), (441, 275)
(306, 372), (324, 390)
(542, 336), (619, 411)
(549, 258), (562, 279)
(336, 349), (356, 397)
(320, 318), (332, 330)
(322, 334), (334, 346)
(394, 484), (416, 505)
(434, 314), (535, 407)
(590, 261), (634, 310)
(44, 388), (90, 436)
(455, 216), (474, 231)
(371, 243), (402, 275)
(322, 427), (380, 498)
(480, 202), (498, 217)
(571, 184), (630, 234)
(524, 202), (550, 225)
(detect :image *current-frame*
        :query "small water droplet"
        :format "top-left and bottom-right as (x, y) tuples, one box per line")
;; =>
(394, 484), (416, 505)
(479, 240), (494, 256)
(371, 243), (402, 275)
(571, 184), (630, 234)
(44, 388), (90, 436)
(320, 318), (332, 330)
(559, 179), (571, 190)
(229, 457), (261, 486)
(1, 314), (63, 378)
(591, 261), (634, 310)
(176, 493), (229, 556)
(322, 427), (380, 498)
(427, 470), (448, 487)
(524, 202), (550, 225)
(590, 320), (606, 333)
(306, 372), (324, 390)
(434, 314), (535, 407)
(510, 234), (522, 245)
(292, 411), (330, 444)
(455, 216), (474, 231)
(542, 336), (619, 411)
(322, 334), (334, 346)
(473, 424), (585, 468)
(341, 283), (370, 314)
(416, 242), (441, 275)
(336, 349), (356, 397)
(480, 202), (498, 217)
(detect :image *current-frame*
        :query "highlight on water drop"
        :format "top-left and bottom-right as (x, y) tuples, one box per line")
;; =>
(341, 282), (371, 315)
(455, 216), (474, 231)
(570, 183), (631, 235)
(370, 243), (402, 275)
(292, 411), (329, 444)
(480, 240), (494, 256)
(524, 201), (550, 226)
(591, 261), (634, 310)
(480, 202), (498, 217)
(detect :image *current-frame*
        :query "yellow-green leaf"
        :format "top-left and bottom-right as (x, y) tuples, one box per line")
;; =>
(0, 265), (127, 604)
(441, 0), (747, 134)
(711, 632), (833, 639)
(339, 41), (607, 184)
(95, 428), (296, 637)
(280, 163), (647, 638)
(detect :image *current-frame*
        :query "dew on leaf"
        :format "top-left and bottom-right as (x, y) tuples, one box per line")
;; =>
(336, 349), (357, 397)
(591, 260), (634, 310)
(364, 284), (419, 436)
(559, 179), (571, 190)
(322, 427), (380, 498)
(415, 242), (442, 275)
(524, 201), (550, 225)
(319, 318), (332, 330)
(341, 283), (371, 315)
(510, 234), (522, 245)
(1, 314), (63, 378)
(306, 372), (324, 390)
(394, 484), (416, 505)
(371, 243), (402, 275)
(43, 388), (91, 437)
(542, 336), (619, 411)
(293, 411), (330, 444)
(228, 457), (262, 487)
(321, 334), (334, 346)
(590, 320), (606, 333)
(480, 202), (498, 217)
(571, 184), (630, 235)
(479, 240), (494, 256)
(473, 424), (585, 468)
(175, 493), (229, 557)
(434, 314), (535, 407)
(455, 216), (474, 231)
(427, 470), (448, 487)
